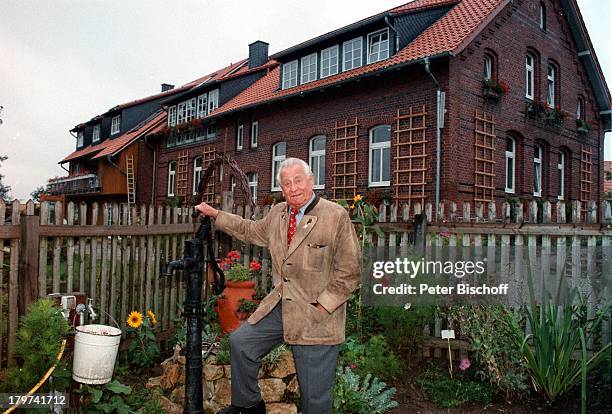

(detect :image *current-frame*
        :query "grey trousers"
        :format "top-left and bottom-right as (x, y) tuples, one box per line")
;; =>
(228, 303), (339, 414)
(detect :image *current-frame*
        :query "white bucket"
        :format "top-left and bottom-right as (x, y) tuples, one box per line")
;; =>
(72, 324), (122, 384)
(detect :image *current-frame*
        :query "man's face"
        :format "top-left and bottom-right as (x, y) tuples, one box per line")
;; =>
(280, 164), (314, 209)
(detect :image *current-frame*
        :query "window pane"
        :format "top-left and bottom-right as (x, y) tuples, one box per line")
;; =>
(506, 158), (514, 189)
(371, 126), (391, 143)
(372, 148), (381, 182)
(312, 136), (325, 151)
(382, 147), (390, 181)
(506, 138), (514, 152)
(275, 142), (286, 156)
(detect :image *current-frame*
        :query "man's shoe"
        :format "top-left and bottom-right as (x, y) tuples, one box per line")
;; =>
(217, 400), (265, 414)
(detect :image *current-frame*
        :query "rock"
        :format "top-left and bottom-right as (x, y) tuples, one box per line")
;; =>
(267, 353), (296, 378)
(178, 372), (185, 385)
(259, 378), (286, 403)
(258, 367), (266, 378)
(224, 365), (232, 378)
(204, 399), (221, 414)
(171, 385), (185, 404)
(286, 375), (300, 394)
(267, 403), (298, 414)
(160, 363), (181, 390)
(214, 378), (232, 406)
(145, 375), (162, 389)
(205, 381), (215, 400)
(204, 364), (225, 381)
(158, 395), (182, 414)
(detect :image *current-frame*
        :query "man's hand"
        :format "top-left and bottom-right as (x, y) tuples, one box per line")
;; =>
(195, 202), (219, 218)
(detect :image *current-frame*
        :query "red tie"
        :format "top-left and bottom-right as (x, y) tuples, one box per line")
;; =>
(287, 208), (298, 246)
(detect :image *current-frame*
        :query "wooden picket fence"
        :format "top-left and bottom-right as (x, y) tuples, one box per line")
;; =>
(0, 199), (198, 368)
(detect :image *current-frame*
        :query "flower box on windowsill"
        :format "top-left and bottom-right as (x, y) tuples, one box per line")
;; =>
(525, 100), (546, 119)
(483, 88), (501, 101)
(576, 119), (591, 134)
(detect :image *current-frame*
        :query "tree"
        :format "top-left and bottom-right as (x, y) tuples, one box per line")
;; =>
(0, 155), (11, 202)
(31, 186), (46, 202)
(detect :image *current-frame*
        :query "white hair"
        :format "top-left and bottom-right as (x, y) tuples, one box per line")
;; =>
(276, 157), (312, 184)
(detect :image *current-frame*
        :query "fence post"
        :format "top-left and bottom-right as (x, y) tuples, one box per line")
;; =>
(18, 200), (39, 316)
(413, 213), (426, 257)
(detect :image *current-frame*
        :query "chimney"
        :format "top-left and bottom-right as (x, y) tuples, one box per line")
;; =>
(248, 41), (269, 69)
(161, 83), (175, 92)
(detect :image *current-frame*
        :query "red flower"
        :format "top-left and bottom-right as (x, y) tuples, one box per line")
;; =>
(224, 257), (232, 264)
(498, 80), (509, 94)
(249, 261), (261, 272)
(350, 364), (357, 369)
(227, 250), (240, 260)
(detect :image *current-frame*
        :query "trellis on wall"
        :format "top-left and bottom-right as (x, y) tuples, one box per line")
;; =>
(392, 106), (428, 210)
(331, 118), (359, 201)
(580, 146), (592, 219)
(175, 151), (190, 198)
(201, 146), (217, 203)
(474, 111), (496, 203)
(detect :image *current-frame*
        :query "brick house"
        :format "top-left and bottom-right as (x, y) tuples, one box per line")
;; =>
(151, 0), (611, 218)
(604, 160), (612, 198)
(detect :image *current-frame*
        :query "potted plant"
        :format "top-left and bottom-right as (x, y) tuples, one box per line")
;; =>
(526, 99), (547, 119)
(482, 78), (509, 101)
(547, 106), (566, 127)
(236, 298), (259, 321)
(576, 118), (591, 134)
(216, 250), (261, 333)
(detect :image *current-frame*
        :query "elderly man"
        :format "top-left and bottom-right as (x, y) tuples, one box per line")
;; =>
(196, 157), (361, 414)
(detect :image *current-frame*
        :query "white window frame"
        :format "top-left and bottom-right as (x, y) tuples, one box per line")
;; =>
(282, 60), (298, 89)
(546, 64), (555, 107)
(539, 2), (546, 30)
(320, 45), (339, 78)
(343, 37), (362, 71)
(505, 138), (516, 194)
(558, 151), (565, 200)
(525, 54), (535, 100)
(207, 125), (217, 139)
(309, 136), (326, 189)
(251, 121), (258, 148)
(271, 142), (286, 191)
(197, 94), (207, 118)
(577, 97), (584, 119)
(77, 131), (84, 147)
(177, 102), (186, 125)
(484, 55), (492, 80)
(168, 105), (177, 126)
(248, 172), (258, 202)
(92, 125), (101, 143)
(236, 124), (244, 150)
(367, 28), (389, 64)
(534, 144), (543, 197)
(207, 89), (219, 113)
(167, 161), (176, 196)
(193, 157), (203, 195)
(368, 125), (391, 187)
(111, 115), (121, 135)
(185, 98), (196, 122)
(301, 53), (318, 84)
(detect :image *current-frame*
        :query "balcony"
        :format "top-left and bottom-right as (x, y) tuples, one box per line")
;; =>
(47, 173), (101, 195)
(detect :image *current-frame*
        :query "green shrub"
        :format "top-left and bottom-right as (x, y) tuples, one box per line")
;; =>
(374, 305), (434, 356)
(446, 305), (527, 394)
(416, 363), (492, 408)
(333, 366), (398, 414)
(0, 298), (70, 392)
(262, 344), (290, 371)
(75, 379), (132, 414)
(215, 335), (231, 365)
(339, 335), (403, 381)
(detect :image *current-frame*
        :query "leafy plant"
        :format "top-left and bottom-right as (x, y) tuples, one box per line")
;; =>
(416, 362), (492, 408)
(126, 310), (160, 368)
(0, 298), (70, 392)
(261, 343), (290, 371)
(237, 298), (258, 313)
(576, 118), (592, 132)
(333, 366), (398, 414)
(75, 379), (132, 414)
(446, 305), (527, 394)
(483, 78), (509, 97)
(521, 298), (611, 406)
(215, 335), (231, 365)
(339, 335), (404, 381)
(374, 305), (434, 357)
(220, 250), (260, 282)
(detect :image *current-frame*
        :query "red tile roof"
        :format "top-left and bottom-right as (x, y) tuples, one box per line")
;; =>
(212, 0), (507, 116)
(62, 111), (165, 163)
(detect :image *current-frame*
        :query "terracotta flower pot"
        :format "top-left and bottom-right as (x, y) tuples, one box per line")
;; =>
(217, 281), (256, 333)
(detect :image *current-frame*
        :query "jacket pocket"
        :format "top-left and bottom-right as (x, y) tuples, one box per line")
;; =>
(305, 244), (327, 271)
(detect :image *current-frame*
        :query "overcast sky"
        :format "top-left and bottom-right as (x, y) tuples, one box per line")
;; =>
(1, 0), (610, 200)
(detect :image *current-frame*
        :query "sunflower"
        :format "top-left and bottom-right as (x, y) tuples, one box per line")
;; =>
(147, 310), (157, 325)
(127, 310), (143, 329)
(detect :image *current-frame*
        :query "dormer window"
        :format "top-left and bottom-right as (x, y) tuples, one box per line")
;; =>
(92, 125), (100, 143)
(367, 28), (389, 64)
(320, 45), (339, 78)
(111, 115), (121, 135)
(177, 102), (186, 125)
(282, 60), (298, 89)
(77, 131), (84, 147)
(197, 94), (207, 118)
(343, 37), (362, 71)
(168, 106), (177, 126)
(207, 89), (219, 113)
(301, 53), (318, 84)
